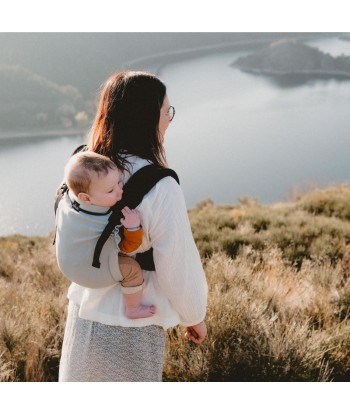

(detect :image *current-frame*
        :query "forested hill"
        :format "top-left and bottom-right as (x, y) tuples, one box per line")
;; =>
(0, 64), (86, 130)
(232, 38), (350, 77)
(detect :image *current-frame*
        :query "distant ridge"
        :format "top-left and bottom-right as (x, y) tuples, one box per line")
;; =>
(232, 39), (350, 78)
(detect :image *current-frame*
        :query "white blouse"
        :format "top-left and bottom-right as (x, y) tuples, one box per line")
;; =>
(66, 156), (208, 330)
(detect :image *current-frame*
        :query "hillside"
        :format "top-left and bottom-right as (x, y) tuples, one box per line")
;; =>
(0, 64), (89, 131)
(0, 184), (349, 381)
(232, 38), (350, 78)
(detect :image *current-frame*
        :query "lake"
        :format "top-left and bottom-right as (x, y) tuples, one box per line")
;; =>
(1, 36), (350, 236)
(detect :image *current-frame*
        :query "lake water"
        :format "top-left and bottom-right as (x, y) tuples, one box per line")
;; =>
(1, 36), (350, 236)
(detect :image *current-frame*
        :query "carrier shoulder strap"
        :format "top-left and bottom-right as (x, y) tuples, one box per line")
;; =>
(53, 144), (89, 244)
(54, 183), (68, 215)
(52, 183), (69, 245)
(92, 164), (180, 269)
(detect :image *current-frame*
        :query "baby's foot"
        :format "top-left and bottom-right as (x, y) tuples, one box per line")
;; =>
(125, 305), (156, 319)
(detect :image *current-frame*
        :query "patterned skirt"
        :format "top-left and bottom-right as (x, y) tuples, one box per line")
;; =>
(59, 301), (166, 382)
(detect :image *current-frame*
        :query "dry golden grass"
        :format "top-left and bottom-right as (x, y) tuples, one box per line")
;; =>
(0, 235), (69, 381)
(164, 250), (350, 381)
(1, 185), (350, 381)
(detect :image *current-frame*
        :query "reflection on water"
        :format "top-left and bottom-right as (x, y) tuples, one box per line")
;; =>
(261, 73), (350, 89)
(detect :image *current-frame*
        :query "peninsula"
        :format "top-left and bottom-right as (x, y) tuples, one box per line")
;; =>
(232, 39), (350, 78)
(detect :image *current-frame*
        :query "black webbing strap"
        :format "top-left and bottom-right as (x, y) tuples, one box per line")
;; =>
(53, 183), (69, 245)
(92, 165), (179, 269)
(54, 183), (68, 216)
(135, 248), (155, 271)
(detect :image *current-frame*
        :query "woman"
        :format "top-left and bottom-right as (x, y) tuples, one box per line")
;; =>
(58, 71), (208, 382)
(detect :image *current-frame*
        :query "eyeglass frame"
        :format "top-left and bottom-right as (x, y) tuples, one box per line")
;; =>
(165, 105), (175, 122)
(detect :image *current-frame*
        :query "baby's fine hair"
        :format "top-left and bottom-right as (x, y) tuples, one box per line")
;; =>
(64, 150), (117, 195)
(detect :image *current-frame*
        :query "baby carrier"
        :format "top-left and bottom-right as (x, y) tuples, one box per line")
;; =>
(54, 145), (179, 272)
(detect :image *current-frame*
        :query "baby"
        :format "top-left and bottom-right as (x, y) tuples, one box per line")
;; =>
(63, 150), (155, 319)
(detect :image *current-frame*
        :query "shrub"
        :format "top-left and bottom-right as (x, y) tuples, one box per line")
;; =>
(297, 185), (350, 220)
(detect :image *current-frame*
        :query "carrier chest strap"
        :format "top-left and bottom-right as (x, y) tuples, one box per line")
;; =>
(68, 193), (112, 216)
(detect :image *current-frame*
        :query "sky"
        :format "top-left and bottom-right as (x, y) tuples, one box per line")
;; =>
(2, 0), (349, 32)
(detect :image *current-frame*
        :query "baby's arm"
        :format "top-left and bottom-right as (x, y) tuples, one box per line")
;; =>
(119, 207), (143, 253)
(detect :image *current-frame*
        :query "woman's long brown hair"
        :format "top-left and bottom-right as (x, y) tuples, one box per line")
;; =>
(89, 71), (167, 172)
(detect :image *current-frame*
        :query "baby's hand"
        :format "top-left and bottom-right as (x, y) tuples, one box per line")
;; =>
(120, 207), (141, 229)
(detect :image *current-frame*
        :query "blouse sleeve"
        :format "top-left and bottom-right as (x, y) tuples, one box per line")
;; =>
(146, 177), (208, 327)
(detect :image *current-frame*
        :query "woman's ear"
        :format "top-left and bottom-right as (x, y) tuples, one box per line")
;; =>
(77, 193), (92, 204)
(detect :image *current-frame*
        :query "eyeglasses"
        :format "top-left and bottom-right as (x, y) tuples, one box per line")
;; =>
(166, 106), (175, 122)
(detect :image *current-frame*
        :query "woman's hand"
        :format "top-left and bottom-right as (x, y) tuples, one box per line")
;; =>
(185, 321), (207, 345)
(120, 207), (141, 229)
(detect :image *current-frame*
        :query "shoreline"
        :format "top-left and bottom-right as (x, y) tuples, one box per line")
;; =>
(123, 33), (327, 74)
(0, 128), (88, 146)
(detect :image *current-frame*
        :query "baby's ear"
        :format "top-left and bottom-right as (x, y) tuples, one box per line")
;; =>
(77, 193), (91, 204)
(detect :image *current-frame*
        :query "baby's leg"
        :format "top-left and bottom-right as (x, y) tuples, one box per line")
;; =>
(122, 286), (156, 319)
(119, 255), (155, 319)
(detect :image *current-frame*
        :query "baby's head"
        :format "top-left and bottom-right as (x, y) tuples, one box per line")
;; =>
(64, 151), (123, 207)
